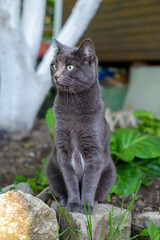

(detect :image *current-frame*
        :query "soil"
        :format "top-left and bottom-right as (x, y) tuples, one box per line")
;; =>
(0, 119), (52, 188)
(0, 119), (160, 217)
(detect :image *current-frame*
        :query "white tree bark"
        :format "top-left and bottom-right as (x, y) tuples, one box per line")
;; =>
(0, 0), (102, 135)
(21, 0), (46, 63)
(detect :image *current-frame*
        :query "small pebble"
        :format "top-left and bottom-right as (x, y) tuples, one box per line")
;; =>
(29, 152), (35, 157)
(137, 200), (146, 207)
(143, 207), (152, 211)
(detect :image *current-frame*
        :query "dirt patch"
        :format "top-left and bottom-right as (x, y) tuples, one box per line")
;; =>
(0, 120), (159, 216)
(0, 119), (52, 188)
(110, 180), (160, 215)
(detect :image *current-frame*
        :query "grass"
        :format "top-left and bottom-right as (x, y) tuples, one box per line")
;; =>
(51, 182), (141, 240)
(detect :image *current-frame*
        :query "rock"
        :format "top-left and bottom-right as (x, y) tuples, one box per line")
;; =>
(0, 191), (59, 240)
(51, 202), (132, 240)
(132, 211), (160, 235)
(1, 183), (15, 193)
(37, 186), (52, 202)
(136, 200), (146, 207)
(15, 182), (34, 195)
(1, 182), (33, 195)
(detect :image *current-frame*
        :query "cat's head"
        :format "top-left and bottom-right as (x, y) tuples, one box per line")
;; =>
(50, 38), (98, 93)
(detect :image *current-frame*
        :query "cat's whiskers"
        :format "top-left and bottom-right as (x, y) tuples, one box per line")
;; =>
(39, 79), (53, 96)
(39, 77), (53, 89)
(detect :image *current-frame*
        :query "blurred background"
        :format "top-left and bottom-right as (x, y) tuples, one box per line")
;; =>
(41, 0), (160, 116)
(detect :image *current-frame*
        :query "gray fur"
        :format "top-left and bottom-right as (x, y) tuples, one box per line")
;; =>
(46, 38), (116, 214)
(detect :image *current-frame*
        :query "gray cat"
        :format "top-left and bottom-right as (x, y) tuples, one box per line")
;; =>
(46, 38), (116, 214)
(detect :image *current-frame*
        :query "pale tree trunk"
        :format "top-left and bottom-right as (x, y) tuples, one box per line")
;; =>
(0, 0), (102, 136)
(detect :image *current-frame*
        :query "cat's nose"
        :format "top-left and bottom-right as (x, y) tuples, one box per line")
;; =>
(54, 74), (59, 81)
(54, 74), (60, 83)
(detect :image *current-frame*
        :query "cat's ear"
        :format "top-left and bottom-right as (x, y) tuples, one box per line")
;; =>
(52, 38), (65, 54)
(78, 38), (95, 64)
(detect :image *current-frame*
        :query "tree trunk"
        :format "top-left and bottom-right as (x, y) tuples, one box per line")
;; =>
(0, 0), (47, 135)
(0, 0), (102, 136)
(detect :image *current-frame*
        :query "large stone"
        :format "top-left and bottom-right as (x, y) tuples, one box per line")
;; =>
(0, 190), (59, 240)
(51, 202), (132, 240)
(132, 211), (160, 236)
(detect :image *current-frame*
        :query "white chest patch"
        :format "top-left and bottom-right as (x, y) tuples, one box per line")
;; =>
(71, 151), (85, 173)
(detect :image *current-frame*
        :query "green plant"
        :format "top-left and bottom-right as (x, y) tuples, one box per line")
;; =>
(110, 128), (160, 196)
(102, 183), (140, 240)
(45, 107), (55, 139)
(14, 157), (49, 193)
(140, 220), (160, 240)
(134, 109), (160, 137)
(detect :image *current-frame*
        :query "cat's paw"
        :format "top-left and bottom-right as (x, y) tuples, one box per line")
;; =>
(66, 202), (80, 213)
(80, 205), (94, 215)
(59, 195), (67, 207)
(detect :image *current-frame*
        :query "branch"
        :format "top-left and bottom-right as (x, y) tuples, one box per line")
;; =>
(0, 0), (21, 32)
(21, 0), (46, 62)
(37, 0), (102, 76)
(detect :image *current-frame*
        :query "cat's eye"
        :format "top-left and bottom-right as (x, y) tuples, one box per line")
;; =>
(52, 63), (58, 71)
(66, 65), (74, 71)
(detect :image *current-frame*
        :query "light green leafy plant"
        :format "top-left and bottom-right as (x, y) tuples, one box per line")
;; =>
(110, 128), (160, 196)
(45, 107), (55, 139)
(134, 109), (160, 137)
(111, 129), (160, 161)
(14, 157), (49, 193)
(140, 220), (160, 240)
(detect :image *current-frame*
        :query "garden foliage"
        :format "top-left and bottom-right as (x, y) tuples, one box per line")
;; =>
(110, 128), (160, 196)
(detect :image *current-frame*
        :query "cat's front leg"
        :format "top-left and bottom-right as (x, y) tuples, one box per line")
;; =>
(61, 160), (81, 213)
(80, 156), (103, 214)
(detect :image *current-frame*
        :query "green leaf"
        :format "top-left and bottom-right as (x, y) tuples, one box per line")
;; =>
(110, 164), (142, 196)
(138, 124), (156, 135)
(110, 133), (118, 151)
(113, 129), (160, 161)
(45, 108), (55, 132)
(133, 110), (154, 119)
(140, 228), (149, 236)
(38, 156), (49, 186)
(135, 158), (160, 181)
(14, 176), (27, 185)
(148, 220), (160, 240)
(134, 110), (160, 137)
(112, 148), (135, 162)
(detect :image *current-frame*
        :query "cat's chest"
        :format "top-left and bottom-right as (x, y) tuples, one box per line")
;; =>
(55, 126), (99, 156)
